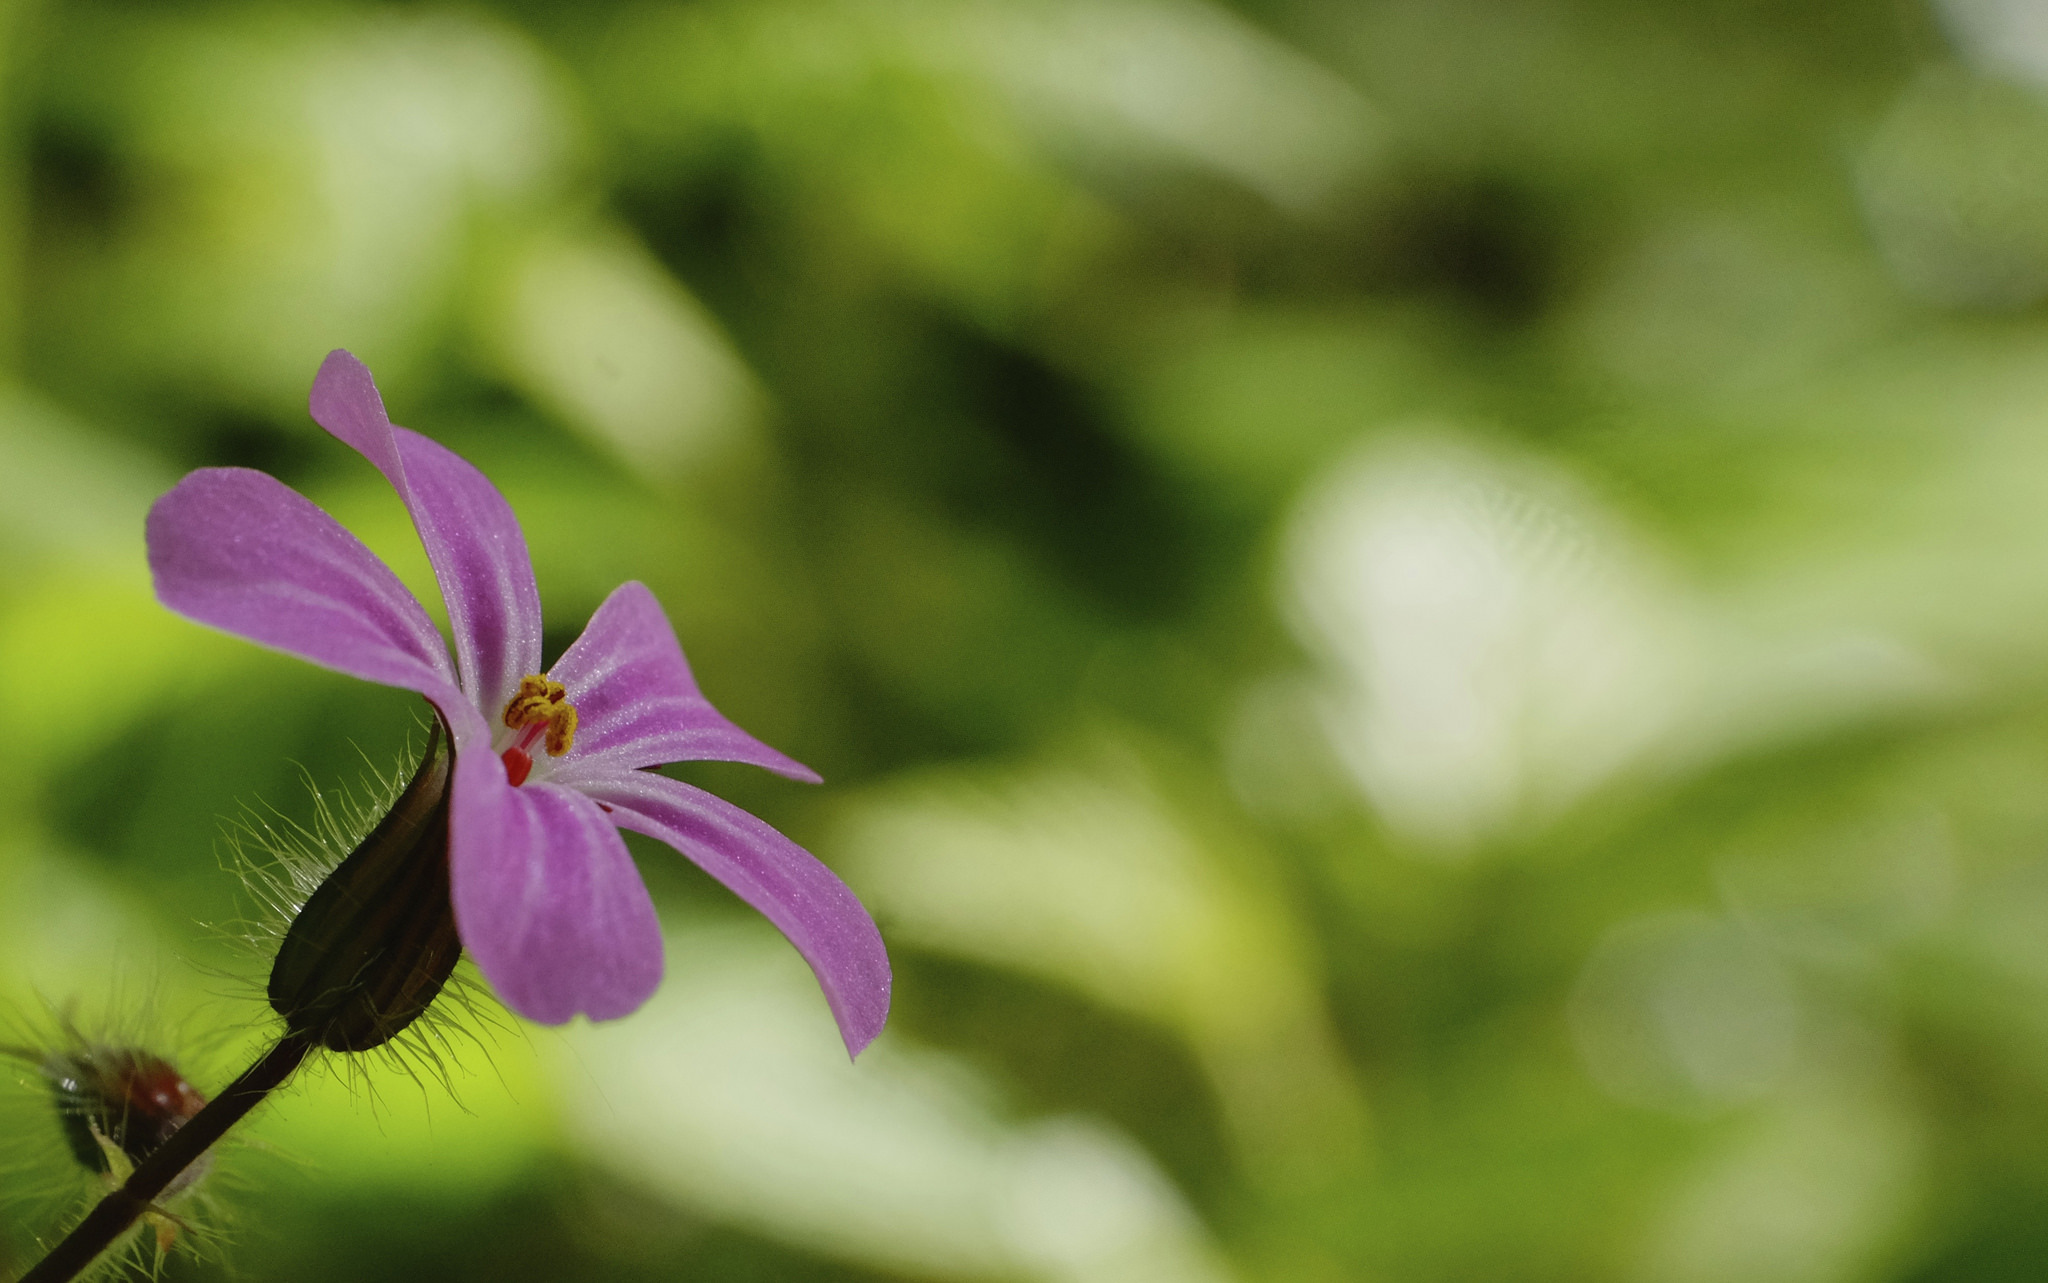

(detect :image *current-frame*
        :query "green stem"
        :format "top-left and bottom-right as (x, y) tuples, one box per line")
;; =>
(18, 1032), (313, 1283)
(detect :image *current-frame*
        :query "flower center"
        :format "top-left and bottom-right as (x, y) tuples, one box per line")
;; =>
(499, 674), (579, 786)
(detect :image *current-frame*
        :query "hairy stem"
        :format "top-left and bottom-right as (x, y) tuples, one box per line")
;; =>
(19, 1032), (313, 1283)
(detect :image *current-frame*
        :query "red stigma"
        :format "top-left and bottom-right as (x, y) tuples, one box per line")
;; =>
(501, 746), (533, 787)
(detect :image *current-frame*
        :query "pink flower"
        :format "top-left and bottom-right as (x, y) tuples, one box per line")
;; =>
(147, 351), (889, 1055)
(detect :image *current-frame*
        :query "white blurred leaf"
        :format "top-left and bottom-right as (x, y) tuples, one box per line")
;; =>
(1283, 431), (1951, 853)
(477, 225), (760, 478)
(554, 924), (1235, 1283)
(828, 753), (1369, 1187)
(938, 0), (1383, 212)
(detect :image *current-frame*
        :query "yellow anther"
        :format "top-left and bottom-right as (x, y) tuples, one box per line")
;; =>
(502, 674), (578, 757)
(544, 704), (578, 757)
(502, 674), (566, 728)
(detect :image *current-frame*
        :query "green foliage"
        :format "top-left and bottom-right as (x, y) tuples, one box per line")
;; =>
(5, 0), (2048, 1279)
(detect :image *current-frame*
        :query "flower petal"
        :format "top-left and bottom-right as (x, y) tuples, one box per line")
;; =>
(547, 581), (821, 783)
(574, 768), (890, 1057)
(147, 467), (488, 748)
(450, 752), (664, 1023)
(309, 349), (544, 717)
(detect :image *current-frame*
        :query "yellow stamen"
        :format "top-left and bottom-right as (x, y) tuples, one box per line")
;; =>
(502, 674), (578, 757)
(502, 674), (566, 728)
(544, 703), (578, 757)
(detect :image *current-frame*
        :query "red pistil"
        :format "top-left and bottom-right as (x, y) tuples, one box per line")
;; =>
(500, 721), (549, 787)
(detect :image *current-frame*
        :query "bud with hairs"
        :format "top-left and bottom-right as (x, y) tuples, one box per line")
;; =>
(0, 1005), (223, 1274)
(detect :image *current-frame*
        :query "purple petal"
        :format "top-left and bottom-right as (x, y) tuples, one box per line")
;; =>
(450, 750), (664, 1023)
(309, 350), (544, 718)
(304, 349), (404, 478)
(147, 468), (489, 749)
(548, 581), (820, 784)
(575, 768), (890, 1057)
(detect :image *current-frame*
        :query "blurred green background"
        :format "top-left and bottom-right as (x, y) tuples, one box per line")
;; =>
(6, 0), (2048, 1279)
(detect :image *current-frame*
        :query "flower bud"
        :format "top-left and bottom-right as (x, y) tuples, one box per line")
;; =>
(45, 1046), (209, 1198)
(267, 717), (461, 1052)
